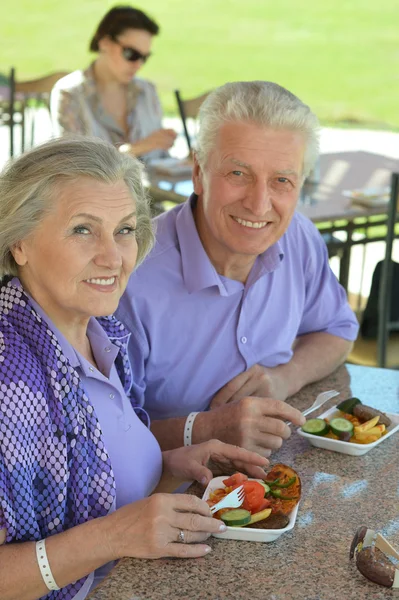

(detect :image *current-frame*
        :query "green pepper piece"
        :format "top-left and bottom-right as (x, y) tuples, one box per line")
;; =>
(269, 489), (299, 500)
(266, 478), (280, 486)
(270, 476), (297, 489)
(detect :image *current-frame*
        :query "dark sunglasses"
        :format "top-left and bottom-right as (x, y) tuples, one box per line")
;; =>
(113, 38), (151, 63)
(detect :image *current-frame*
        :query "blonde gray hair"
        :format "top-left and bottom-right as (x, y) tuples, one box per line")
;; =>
(0, 136), (154, 278)
(196, 81), (320, 178)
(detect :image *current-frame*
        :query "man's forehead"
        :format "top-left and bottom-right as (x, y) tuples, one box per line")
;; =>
(208, 122), (305, 170)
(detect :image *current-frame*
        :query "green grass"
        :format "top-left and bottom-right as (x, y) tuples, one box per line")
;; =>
(1, 0), (398, 126)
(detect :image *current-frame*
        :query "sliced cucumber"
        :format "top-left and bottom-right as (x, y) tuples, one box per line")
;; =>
(243, 508), (272, 527)
(221, 509), (251, 527)
(255, 480), (271, 495)
(330, 417), (354, 441)
(301, 418), (329, 436)
(336, 397), (362, 415)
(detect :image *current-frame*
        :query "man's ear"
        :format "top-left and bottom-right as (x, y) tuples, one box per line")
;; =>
(11, 241), (28, 267)
(192, 154), (204, 195)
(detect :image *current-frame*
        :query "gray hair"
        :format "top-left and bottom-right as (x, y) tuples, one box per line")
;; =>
(0, 136), (154, 278)
(196, 81), (320, 178)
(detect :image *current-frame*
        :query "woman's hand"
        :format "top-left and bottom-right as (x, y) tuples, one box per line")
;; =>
(140, 128), (177, 152)
(105, 493), (225, 559)
(162, 439), (269, 486)
(120, 128), (177, 157)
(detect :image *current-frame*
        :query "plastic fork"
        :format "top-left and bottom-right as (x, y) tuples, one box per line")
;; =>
(301, 390), (340, 417)
(209, 485), (245, 514)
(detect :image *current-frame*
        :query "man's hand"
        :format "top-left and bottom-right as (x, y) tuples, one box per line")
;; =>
(162, 439), (269, 486)
(210, 364), (289, 409)
(194, 397), (306, 457)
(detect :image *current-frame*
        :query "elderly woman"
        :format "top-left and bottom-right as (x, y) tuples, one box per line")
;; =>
(51, 5), (176, 162)
(0, 138), (268, 600)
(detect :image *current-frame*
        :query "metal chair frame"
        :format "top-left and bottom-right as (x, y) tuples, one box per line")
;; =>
(174, 89), (210, 155)
(9, 70), (69, 155)
(377, 173), (399, 367)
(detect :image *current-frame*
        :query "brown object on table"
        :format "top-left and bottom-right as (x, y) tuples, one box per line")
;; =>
(356, 546), (396, 588)
(349, 525), (368, 559)
(353, 404), (392, 427)
(249, 514), (290, 530)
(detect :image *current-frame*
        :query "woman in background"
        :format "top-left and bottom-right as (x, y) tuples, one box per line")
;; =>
(0, 137), (267, 600)
(51, 5), (176, 162)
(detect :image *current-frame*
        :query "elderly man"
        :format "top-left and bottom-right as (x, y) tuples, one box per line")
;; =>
(117, 81), (359, 456)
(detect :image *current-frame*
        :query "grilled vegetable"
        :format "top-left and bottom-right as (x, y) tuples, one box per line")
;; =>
(265, 464), (301, 516)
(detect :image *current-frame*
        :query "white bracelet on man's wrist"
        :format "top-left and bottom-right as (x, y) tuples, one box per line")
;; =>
(184, 412), (200, 446)
(36, 539), (60, 591)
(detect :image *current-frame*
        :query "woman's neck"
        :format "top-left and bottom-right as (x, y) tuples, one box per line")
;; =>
(92, 57), (124, 91)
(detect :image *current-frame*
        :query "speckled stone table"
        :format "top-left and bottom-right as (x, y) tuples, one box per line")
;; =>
(88, 364), (399, 600)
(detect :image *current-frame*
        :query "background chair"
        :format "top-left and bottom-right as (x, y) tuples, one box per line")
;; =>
(0, 67), (16, 157)
(11, 70), (69, 154)
(174, 89), (210, 155)
(348, 172), (399, 368)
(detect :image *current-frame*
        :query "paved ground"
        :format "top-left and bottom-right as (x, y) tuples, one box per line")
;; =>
(1, 114), (398, 303)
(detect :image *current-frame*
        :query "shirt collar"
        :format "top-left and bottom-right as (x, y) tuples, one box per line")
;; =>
(82, 63), (143, 135)
(10, 277), (119, 376)
(175, 195), (284, 295)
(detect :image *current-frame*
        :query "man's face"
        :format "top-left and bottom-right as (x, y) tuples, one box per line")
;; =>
(193, 121), (305, 268)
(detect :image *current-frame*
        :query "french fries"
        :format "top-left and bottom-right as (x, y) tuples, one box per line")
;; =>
(326, 413), (387, 445)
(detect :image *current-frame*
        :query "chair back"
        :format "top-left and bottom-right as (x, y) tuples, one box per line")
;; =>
(11, 71), (69, 155)
(377, 172), (399, 367)
(15, 71), (69, 95)
(0, 68), (16, 158)
(174, 89), (210, 154)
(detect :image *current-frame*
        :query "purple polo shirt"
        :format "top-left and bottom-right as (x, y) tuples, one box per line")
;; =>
(116, 196), (359, 420)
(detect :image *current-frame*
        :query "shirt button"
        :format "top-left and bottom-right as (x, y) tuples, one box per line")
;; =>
(109, 393), (115, 399)
(241, 336), (247, 344)
(89, 366), (95, 372)
(104, 346), (111, 353)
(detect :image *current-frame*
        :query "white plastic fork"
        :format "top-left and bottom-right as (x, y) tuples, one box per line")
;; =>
(301, 389), (340, 417)
(209, 485), (245, 514)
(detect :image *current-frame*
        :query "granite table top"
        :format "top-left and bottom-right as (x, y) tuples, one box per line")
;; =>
(88, 364), (399, 600)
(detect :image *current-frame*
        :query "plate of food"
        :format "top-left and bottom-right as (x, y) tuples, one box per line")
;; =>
(298, 397), (399, 456)
(342, 187), (390, 207)
(149, 157), (193, 176)
(202, 464), (301, 542)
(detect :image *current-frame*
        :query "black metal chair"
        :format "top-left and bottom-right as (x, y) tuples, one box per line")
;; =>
(0, 67), (16, 157)
(348, 172), (399, 368)
(13, 70), (69, 153)
(174, 89), (210, 155)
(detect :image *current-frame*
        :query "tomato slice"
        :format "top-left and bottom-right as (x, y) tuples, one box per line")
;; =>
(222, 473), (248, 487)
(241, 481), (265, 513)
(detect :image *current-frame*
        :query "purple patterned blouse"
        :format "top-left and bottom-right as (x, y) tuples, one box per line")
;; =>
(0, 279), (150, 600)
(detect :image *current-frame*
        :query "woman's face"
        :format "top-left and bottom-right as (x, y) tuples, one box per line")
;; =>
(12, 177), (138, 330)
(101, 28), (153, 83)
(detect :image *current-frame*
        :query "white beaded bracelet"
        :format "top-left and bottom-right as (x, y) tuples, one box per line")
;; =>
(36, 539), (60, 591)
(183, 412), (200, 446)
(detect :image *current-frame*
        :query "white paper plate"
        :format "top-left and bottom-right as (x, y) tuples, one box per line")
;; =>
(298, 407), (399, 456)
(202, 476), (299, 542)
